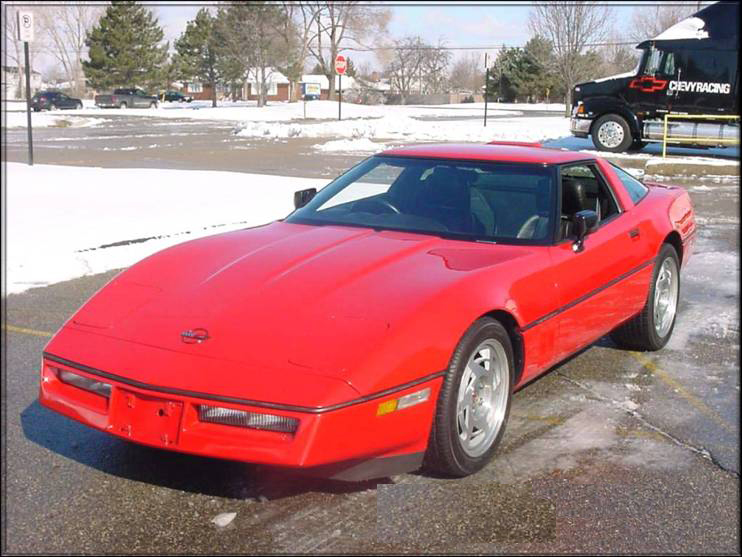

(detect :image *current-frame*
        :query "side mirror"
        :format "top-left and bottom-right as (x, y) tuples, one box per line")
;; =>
(293, 188), (317, 209)
(572, 209), (599, 252)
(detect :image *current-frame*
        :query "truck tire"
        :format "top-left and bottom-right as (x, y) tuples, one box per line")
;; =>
(119, 102), (128, 109)
(592, 114), (634, 152)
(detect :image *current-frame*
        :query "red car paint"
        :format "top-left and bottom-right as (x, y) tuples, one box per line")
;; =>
(39, 144), (695, 480)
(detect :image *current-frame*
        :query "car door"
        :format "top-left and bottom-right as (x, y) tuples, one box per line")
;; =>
(548, 162), (648, 362)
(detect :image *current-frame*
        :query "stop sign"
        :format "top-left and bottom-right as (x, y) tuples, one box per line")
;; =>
(335, 55), (347, 75)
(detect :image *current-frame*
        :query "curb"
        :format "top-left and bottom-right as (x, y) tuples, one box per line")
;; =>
(596, 154), (739, 177)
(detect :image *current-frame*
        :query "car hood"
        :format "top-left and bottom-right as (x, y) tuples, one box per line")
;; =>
(61, 221), (531, 382)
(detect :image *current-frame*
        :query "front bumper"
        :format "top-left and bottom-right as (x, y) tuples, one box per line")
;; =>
(570, 116), (592, 137)
(39, 355), (441, 480)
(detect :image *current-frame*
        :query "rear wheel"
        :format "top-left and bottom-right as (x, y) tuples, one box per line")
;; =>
(119, 102), (127, 109)
(76, 102), (83, 110)
(592, 114), (634, 152)
(150, 101), (157, 109)
(425, 317), (513, 477)
(611, 243), (680, 351)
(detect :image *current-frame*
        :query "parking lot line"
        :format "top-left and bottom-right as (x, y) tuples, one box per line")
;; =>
(3, 324), (53, 338)
(630, 351), (735, 434)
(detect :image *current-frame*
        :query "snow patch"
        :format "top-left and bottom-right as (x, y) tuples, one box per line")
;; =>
(6, 163), (328, 294)
(314, 138), (385, 153)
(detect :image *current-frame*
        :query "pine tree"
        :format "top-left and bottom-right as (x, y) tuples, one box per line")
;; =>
(174, 8), (220, 107)
(82, 1), (169, 92)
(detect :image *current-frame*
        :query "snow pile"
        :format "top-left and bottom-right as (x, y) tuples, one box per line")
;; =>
(235, 114), (570, 143)
(5, 163), (328, 294)
(314, 138), (386, 153)
(2, 111), (105, 129)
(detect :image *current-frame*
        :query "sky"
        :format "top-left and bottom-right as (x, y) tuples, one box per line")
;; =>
(148, 1), (645, 70)
(20, 1), (701, 77)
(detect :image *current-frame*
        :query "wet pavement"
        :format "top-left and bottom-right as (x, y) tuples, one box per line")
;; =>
(2, 123), (740, 553)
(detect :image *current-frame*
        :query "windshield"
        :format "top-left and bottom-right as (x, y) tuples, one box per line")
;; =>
(287, 156), (556, 244)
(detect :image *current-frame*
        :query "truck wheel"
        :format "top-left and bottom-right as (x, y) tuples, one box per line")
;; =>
(119, 102), (127, 109)
(150, 101), (157, 109)
(592, 114), (633, 152)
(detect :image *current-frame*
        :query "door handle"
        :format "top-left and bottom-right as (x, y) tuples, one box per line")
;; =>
(629, 228), (640, 240)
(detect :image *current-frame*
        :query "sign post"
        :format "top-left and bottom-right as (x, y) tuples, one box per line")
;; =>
(484, 53), (489, 128)
(335, 54), (346, 121)
(17, 11), (34, 165)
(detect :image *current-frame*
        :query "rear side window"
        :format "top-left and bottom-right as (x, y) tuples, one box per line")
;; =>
(610, 163), (648, 204)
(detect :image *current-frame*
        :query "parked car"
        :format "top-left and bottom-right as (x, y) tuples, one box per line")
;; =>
(161, 90), (193, 103)
(95, 88), (159, 109)
(39, 142), (695, 481)
(31, 91), (83, 111)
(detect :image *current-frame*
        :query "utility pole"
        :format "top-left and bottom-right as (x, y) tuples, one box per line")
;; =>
(484, 53), (489, 127)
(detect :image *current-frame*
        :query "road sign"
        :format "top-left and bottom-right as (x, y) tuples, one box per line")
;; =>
(335, 55), (347, 75)
(17, 11), (34, 42)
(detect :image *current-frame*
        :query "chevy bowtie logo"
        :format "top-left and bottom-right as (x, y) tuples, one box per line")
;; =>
(629, 76), (668, 93)
(181, 328), (210, 344)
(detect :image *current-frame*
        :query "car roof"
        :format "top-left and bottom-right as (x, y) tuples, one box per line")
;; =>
(378, 143), (597, 165)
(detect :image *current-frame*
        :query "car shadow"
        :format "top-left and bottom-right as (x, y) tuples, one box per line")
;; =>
(20, 399), (396, 501)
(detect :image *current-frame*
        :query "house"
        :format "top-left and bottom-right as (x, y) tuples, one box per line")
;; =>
(244, 68), (290, 101)
(181, 81), (232, 101)
(2, 65), (42, 99)
(300, 74), (357, 100)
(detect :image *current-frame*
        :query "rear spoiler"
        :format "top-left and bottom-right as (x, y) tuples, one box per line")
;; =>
(486, 141), (543, 147)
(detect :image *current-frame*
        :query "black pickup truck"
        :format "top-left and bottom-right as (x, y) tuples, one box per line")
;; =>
(95, 88), (159, 109)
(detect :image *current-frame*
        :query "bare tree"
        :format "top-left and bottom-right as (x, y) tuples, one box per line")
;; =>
(384, 36), (424, 104)
(599, 33), (640, 76)
(449, 53), (485, 93)
(627, 4), (706, 43)
(420, 39), (452, 94)
(529, 2), (612, 115)
(276, 2), (320, 102)
(38, 3), (103, 96)
(307, 2), (390, 100)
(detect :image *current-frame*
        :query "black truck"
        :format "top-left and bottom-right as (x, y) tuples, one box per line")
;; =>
(571, 1), (738, 152)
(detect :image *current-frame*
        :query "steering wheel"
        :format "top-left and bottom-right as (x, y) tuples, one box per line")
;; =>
(353, 197), (401, 215)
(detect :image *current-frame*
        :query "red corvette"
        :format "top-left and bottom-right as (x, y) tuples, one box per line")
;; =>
(40, 143), (696, 480)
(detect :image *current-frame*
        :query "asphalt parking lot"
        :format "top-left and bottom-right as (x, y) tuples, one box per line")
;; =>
(2, 115), (740, 553)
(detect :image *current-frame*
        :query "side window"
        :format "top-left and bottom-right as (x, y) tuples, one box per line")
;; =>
(661, 52), (676, 77)
(560, 164), (620, 240)
(643, 47), (663, 75)
(610, 163), (648, 204)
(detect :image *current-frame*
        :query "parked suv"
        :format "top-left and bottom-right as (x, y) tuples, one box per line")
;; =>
(161, 90), (193, 103)
(31, 91), (83, 111)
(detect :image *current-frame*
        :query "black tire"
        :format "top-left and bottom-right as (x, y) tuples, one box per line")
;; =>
(119, 102), (127, 109)
(150, 101), (157, 109)
(591, 113), (634, 152)
(611, 243), (680, 351)
(627, 140), (647, 152)
(76, 102), (83, 110)
(425, 317), (514, 477)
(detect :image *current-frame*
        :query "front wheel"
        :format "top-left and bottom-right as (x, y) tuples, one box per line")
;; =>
(150, 101), (157, 109)
(76, 102), (83, 110)
(119, 102), (127, 109)
(592, 114), (634, 152)
(425, 317), (513, 477)
(611, 243), (680, 351)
